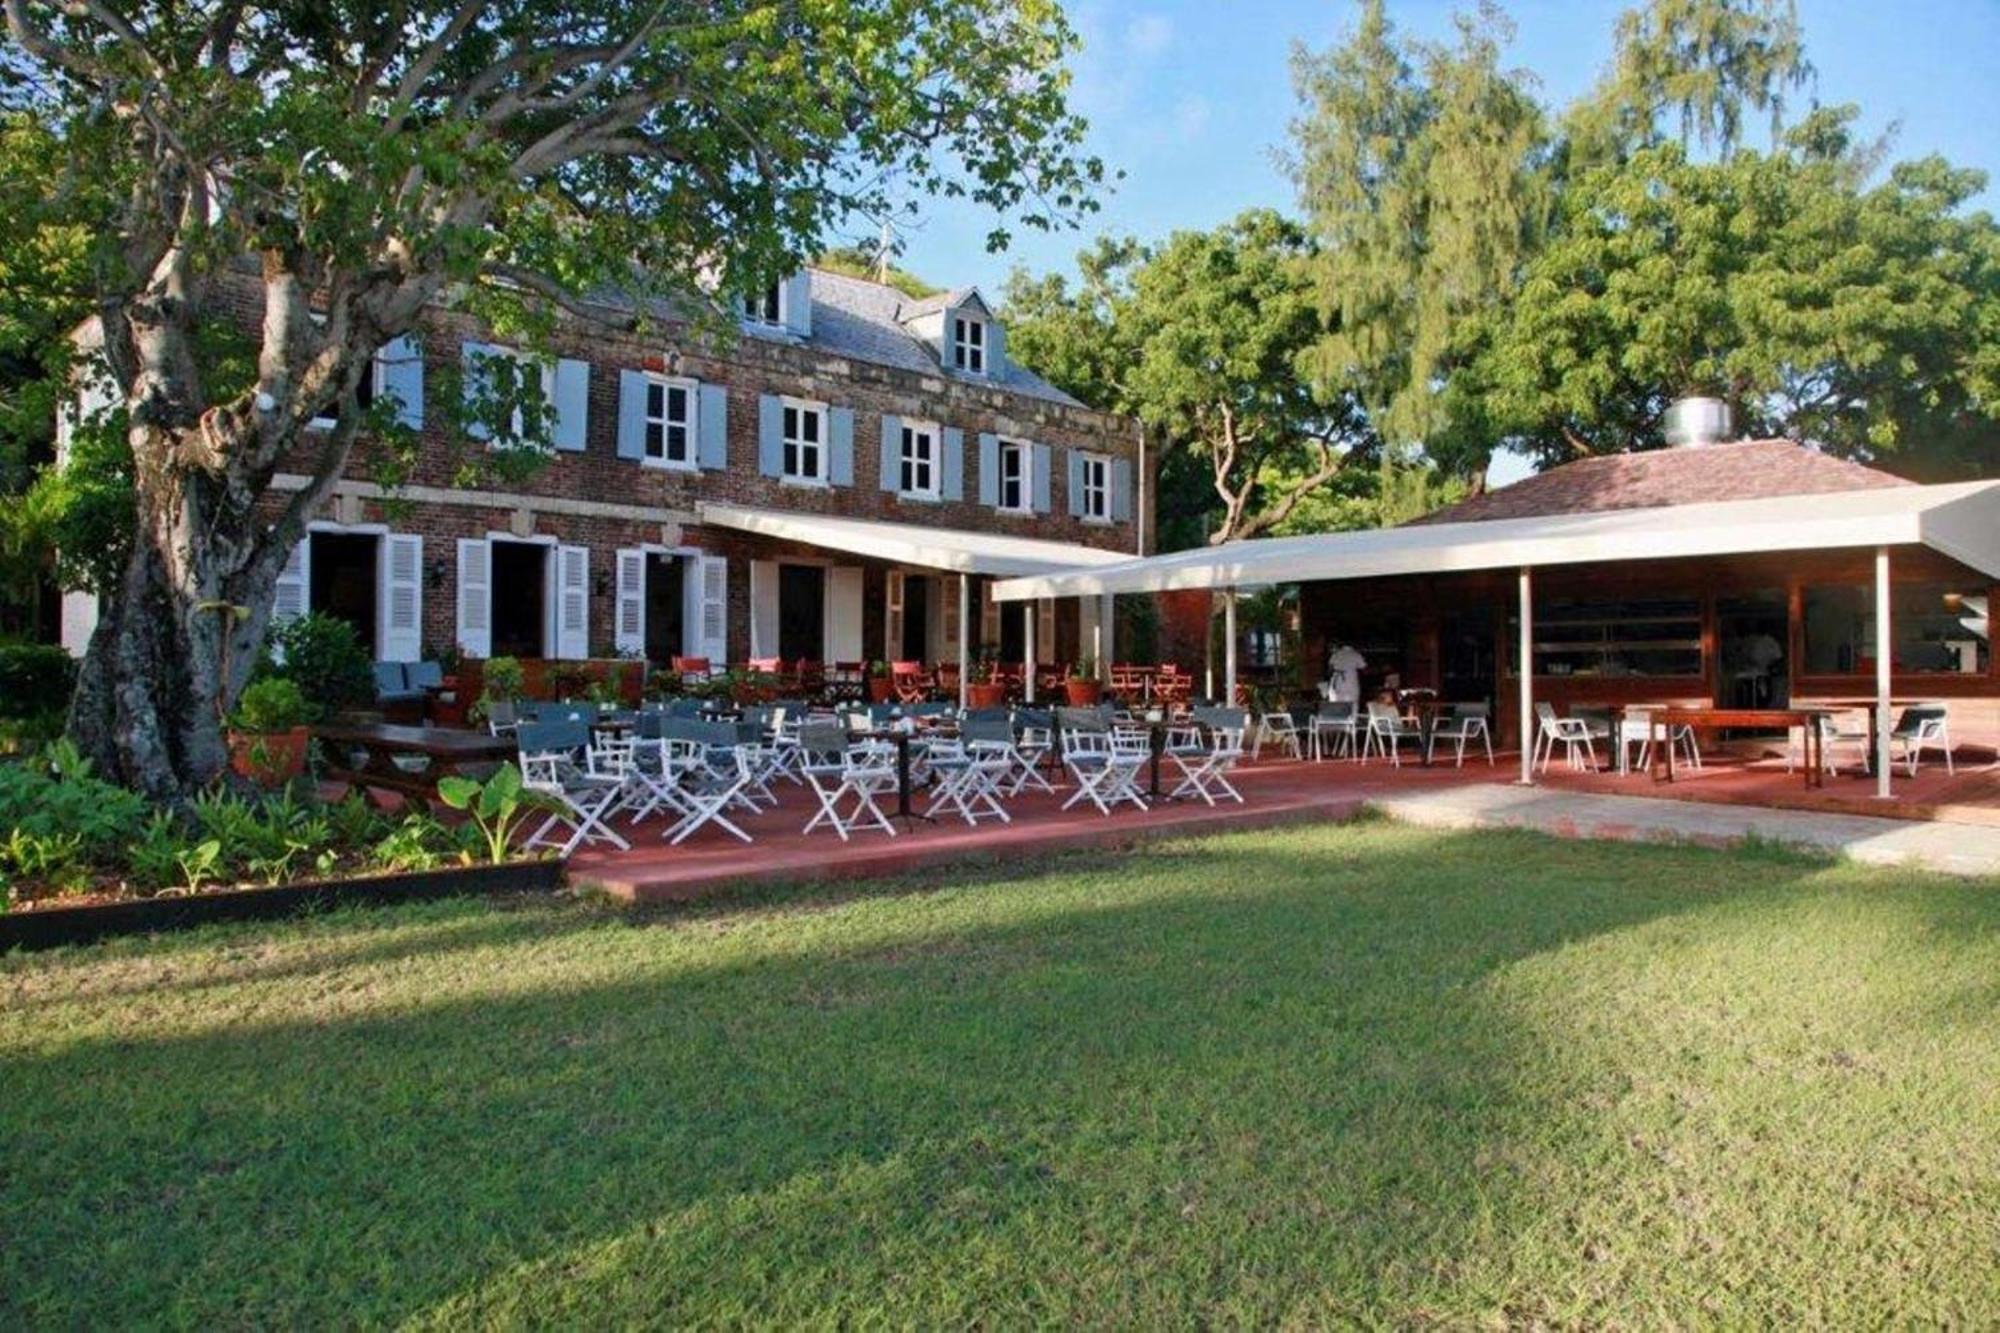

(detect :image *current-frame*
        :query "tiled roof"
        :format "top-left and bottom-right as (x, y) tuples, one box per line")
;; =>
(1408, 439), (1912, 526)
(803, 270), (1077, 406)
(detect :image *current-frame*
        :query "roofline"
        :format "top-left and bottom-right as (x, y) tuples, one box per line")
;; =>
(697, 501), (1137, 578)
(991, 480), (2000, 602)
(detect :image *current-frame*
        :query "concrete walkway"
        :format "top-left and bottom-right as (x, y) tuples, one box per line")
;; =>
(1371, 782), (2000, 878)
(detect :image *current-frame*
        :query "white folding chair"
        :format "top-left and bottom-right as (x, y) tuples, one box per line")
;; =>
(666, 745), (756, 845)
(800, 730), (898, 840)
(1170, 723), (1246, 805)
(517, 721), (631, 856)
(1425, 703), (1494, 767)
(924, 738), (1013, 825)
(1061, 729), (1149, 815)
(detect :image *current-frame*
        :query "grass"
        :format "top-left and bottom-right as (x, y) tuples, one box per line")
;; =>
(2, 819), (1996, 1326)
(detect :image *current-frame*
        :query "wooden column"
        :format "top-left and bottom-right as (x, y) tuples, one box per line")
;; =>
(1224, 592), (1239, 707)
(1518, 566), (1535, 785)
(1023, 602), (1036, 703)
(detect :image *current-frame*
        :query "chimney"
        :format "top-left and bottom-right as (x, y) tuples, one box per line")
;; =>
(1663, 396), (1733, 447)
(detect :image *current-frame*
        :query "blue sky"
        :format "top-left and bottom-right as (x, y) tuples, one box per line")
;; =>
(886, 0), (2000, 301)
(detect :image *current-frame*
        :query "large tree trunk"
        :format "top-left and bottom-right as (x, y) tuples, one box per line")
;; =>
(67, 427), (284, 805)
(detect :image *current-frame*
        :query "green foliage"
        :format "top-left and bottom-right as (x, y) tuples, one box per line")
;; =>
(0, 740), (149, 864)
(0, 828), (88, 896)
(815, 245), (942, 299)
(370, 813), (454, 875)
(258, 613), (374, 720)
(127, 812), (192, 893)
(436, 763), (551, 865)
(231, 677), (310, 733)
(0, 643), (76, 718)
(481, 656), (526, 704)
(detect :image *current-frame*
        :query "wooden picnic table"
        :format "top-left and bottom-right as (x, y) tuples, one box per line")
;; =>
(1644, 707), (1831, 789)
(313, 722), (518, 804)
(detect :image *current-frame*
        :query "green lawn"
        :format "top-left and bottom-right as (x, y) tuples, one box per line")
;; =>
(3, 820), (1996, 1327)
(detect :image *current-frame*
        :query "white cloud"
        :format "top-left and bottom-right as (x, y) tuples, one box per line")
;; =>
(1172, 94), (1212, 140)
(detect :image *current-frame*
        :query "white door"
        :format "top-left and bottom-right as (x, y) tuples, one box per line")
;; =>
(1037, 599), (1056, 665)
(273, 537), (310, 628)
(684, 555), (729, 663)
(455, 538), (491, 658)
(614, 547), (645, 656)
(554, 544), (589, 659)
(826, 566), (864, 662)
(748, 559), (779, 658)
(884, 570), (905, 660)
(979, 579), (1000, 650)
(377, 533), (423, 662)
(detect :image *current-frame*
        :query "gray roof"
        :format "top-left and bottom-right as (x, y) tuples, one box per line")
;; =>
(803, 269), (1079, 407)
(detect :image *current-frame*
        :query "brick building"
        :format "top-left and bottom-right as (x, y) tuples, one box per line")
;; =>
(64, 267), (1151, 674)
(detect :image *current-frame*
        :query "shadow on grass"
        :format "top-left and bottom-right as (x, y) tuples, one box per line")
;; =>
(0, 824), (1986, 1325)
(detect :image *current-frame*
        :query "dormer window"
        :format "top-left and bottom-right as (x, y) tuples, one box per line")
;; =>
(743, 280), (784, 327)
(952, 315), (986, 375)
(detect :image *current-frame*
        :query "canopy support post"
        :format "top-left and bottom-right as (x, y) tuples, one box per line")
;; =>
(1518, 566), (1535, 786)
(1223, 591), (1238, 706)
(1023, 601), (1036, 704)
(1875, 546), (1892, 798)
(1099, 592), (1115, 681)
(958, 573), (970, 711)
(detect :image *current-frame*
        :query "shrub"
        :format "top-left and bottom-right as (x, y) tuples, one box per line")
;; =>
(436, 763), (551, 864)
(232, 677), (310, 732)
(0, 741), (149, 865)
(259, 613), (373, 719)
(0, 828), (90, 896)
(0, 644), (76, 719)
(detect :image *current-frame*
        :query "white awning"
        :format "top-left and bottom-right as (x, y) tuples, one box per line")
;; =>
(697, 501), (1136, 578)
(991, 479), (2000, 601)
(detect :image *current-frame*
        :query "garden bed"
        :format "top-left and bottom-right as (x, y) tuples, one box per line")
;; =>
(0, 855), (565, 951)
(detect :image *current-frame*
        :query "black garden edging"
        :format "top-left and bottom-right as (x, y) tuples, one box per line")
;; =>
(0, 857), (567, 952)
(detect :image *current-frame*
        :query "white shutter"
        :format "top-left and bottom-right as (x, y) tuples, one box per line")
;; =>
(827, 566), (863, 662)
(1037, 598), (1056, 665)
(885, 570), (905, 660)
(614, 547), (645, 656)
(455, 538), (491, 658)
(555, 544), (589, 659)
(980, 579), (1000, 650)
(938, 576), (959, 663)
(688, 555), (728, 663)
(378, 534), (423, 662)
(273, 537), (310, 627)
(749, 559), (779, 658)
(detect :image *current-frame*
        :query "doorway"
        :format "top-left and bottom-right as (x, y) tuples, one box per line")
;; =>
(309, 531), (379, 657)
(645, 554), (685, 663)
(490, 540), (548, 659)
(1439, 606), (1495, 707)
(1718, 591), (1789, 708)
(901, 574), (931, 661)
(778, 564), (824, 662)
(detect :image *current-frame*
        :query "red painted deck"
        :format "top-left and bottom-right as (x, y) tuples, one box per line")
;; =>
(566, 746), (2000, 902)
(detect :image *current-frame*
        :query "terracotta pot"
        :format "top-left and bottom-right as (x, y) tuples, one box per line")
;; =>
(1064, 678), (1103, 707)
(966, 681), (1007, 709)
(227, 726), (310, 785)
(866, 676), (895, 703)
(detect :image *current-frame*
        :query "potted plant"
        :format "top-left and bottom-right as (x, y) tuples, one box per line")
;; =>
(865, 660), (894, 704)
(1065, 655), (1103, 707)
(966, 652), (1007, 709)
(473, 655), (525, 725)
(227, 677), (313, 785)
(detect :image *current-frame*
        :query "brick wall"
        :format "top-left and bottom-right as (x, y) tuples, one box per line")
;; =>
(221, 269), (1147, 664)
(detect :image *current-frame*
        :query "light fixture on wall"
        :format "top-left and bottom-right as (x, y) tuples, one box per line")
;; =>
(592, 569), (612, 600)
(663, 343), (684, 377)
(426, 559), (447, 590)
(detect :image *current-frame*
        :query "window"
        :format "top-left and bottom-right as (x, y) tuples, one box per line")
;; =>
(1803, 582), (1991, 676)
(1507, 598), (1703, 678)
(642, 376), (695, 469)
(743, 280), (784, 326)
(781, 398), (826, 483)
(997, 438), (1029, 512)
(952, 315), (986, 374)
(469, 343), (550, 449)
(898, 421), (939, 498)
(1079, 451), (1110, 522)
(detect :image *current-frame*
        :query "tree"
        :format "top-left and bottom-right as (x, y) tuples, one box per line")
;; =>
(1289, 0), (1546, 471)
(4, 0), (1102, 802)
(1481, 108), (2000, 473)
(1006, 210), (1379, 547)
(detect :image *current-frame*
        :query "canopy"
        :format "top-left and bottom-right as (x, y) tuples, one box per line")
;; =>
(697, 501), (1136, 578)
(990, 479), (2000, 601)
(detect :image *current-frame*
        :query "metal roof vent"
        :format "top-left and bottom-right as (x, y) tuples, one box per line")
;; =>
(1663, 396), (1732, 447)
